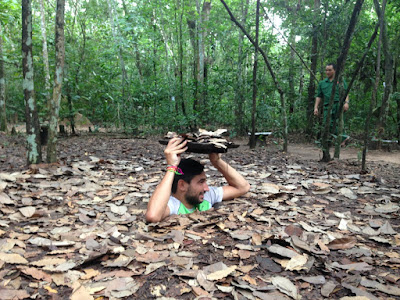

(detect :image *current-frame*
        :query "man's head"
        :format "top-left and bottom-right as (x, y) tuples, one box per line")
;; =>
(171, 158), (209, 206)
(325, 63), (336, 80)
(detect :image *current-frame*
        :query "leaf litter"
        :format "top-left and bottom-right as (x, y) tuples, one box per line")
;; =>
(0, 135), (399, 299)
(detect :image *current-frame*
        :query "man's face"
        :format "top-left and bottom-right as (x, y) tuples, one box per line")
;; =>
(184, 172), (210, 206)
(325, 65), (335, 80)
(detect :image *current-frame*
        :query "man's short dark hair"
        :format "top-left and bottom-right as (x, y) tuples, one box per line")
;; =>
(327, 63), (336, 71)
(171, 158), (204, 193)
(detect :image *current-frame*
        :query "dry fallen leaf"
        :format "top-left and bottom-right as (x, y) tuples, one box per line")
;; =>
(327, 237), (357, 250)
(0, 289), (29, 300)
(271, 276), (302, 300)
(19, 206), (36, 217)
(71, 282), (94, 300)
(0, 192), (13, 204)
(207, 265), (237, 281)
(285, 254), (308, 271)
(0, 253), (28, 264)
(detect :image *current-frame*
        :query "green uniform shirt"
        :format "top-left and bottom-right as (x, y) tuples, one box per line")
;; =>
(316, 78), (348, 106)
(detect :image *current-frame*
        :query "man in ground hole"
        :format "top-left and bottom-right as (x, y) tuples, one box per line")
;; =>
(145, 137), (250, 223)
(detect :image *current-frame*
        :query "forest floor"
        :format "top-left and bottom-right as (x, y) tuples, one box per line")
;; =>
(0, 132), (399, 299)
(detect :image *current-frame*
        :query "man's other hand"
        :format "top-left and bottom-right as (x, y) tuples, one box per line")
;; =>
(164, 137), (188, 166)
(314, 108), (319, 116)
(343, 102), (349, 112)
(209, 153), (221, 166)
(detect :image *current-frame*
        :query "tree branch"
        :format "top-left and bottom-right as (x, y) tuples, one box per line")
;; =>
(260, 4), (319, 83)
(219, 0), (283, 96)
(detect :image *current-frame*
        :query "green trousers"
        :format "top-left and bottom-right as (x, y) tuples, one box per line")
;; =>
(323, 103), (349, 140)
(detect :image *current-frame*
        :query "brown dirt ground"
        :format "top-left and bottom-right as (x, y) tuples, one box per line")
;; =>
(288, 143), (400, 165)
(1, 132), (399, 170)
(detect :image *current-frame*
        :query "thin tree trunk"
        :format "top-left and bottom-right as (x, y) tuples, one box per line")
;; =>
(394, 59), (399, 146)
(107, 0), (128, 128)
(70, 20), (88, 135)
(361, 24), (382, 170)
(249, 0), (260, 149)
(121, 0), (143, 83)
(288, 32), (296, 114)
(174, 0), (181, 114)
(375, 0), (393, 145)
(201, 1), (211, 114)
(39, 0), (51, 111)
(298, 64), (304, 110)
(320, 2), (328, 76)
(393, 59), (400, 146)
(321, 0), (364, 162)
(287, 2), (299, 115)
(306, 0), (320, 136)
(196, 0), (205, 108)
(0, 24), (7, 133)
(47, 0), (65, 163)
(22, 0), (42, 164)
(235, 0), (249, 136)
(154, 5), (177, 122)
(187, 18), (198, 114)
(327, 23), (378, 160)
(177, 0), (187, 118)
(220, 0), (288, 151)
(152, 19), (157, 127)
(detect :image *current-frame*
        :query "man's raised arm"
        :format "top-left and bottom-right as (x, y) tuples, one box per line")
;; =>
(209, 153), (250, 200)
(145, 138), (187, 223)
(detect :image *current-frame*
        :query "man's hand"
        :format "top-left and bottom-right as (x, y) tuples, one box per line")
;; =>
(343, 102), (349, 112)
(314, 97), (321, 116)
(164, 137), (188, 166)
(209, 153), (221, 167)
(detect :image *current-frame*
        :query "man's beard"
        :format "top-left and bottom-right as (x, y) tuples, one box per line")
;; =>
(185, 191), (204, 206)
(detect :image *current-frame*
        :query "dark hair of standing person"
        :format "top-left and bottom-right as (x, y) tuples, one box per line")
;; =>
(327, 63), (337, 71)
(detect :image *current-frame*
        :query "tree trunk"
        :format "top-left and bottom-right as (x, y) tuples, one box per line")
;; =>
(393, 59), (400, 146)
(39, 0), (51, 111)
(68, 19), (87, 136)
(235, 0), (250, 136)
(47, 0), (65, 163)
(121, 1), (143, 83)
(196, 0), (205, 109)
(298, 64), (304, 111)
(187, 18), (198, 114)
(362, 35), (381, 170)
(394, 59), (399, 146)
(176, 0), (187, 118)
(306, 0), (320, 136)
(201, 1), (211, 115)
(22, 0), (42, 165)
(67, 85), (75, 135)
(333, 109), (344, 158)
(220, 0), (288, 152)
(320, 0), (364, 162)
(107, 0), (128, 128)
(0, 24), (7, 133)
(288, 32), (296, 114)
(249, 0), (260, 149)
(287, 1), (300, 116)
(335, 24), (379, 161)
(375, 0), (393, 145)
